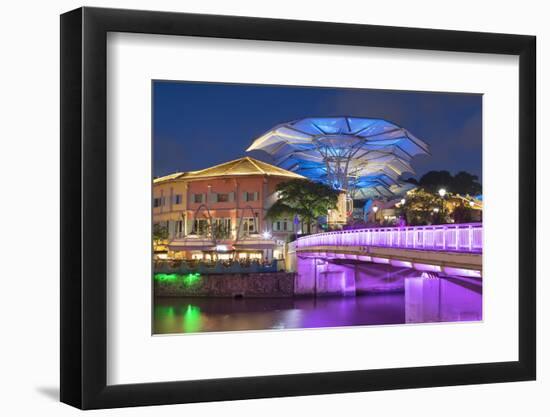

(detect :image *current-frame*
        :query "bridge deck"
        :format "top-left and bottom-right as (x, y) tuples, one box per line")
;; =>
(294, 223), (483, 277)
(297, 223), (482, 253)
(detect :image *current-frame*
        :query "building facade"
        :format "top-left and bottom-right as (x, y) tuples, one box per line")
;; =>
(153, 157), (306, 262)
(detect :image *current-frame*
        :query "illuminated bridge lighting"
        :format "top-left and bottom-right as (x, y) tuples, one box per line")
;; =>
(296, 223), (482, 253)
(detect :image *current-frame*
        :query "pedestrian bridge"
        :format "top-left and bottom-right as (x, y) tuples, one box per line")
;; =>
(293, 223), (482, 278)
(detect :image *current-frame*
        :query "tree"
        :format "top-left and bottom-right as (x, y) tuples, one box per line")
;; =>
(452, 201), (475, 223)
(418, 170), (454, 193)
(153, 223), (168, 251)
(417, 170), (482, 195)
(404, 177), (419, 185)
(401, 189), (450, 225)
(266, 179), (339, 234)
(451, 171), (482, 195)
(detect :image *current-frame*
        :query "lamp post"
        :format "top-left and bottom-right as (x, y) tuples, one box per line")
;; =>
(372, 205), (379, 223)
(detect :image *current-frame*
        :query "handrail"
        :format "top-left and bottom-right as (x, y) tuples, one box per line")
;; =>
(296, 223), (482, 253)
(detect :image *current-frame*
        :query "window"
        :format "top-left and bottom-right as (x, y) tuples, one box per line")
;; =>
(213, 218), (232, 238)
(273, 218), (292, 232)
(217, 193), (229, 203)
(193, 219), (209, 236)
(193, 193), (204, 204)
(153, 197), (165, 208)
(175, 220), (184, 237)
(209, 192), (234, 203)
(243, 191), (259, 202)
(242, 217), (257, 235)
(173, 194), (182, 205)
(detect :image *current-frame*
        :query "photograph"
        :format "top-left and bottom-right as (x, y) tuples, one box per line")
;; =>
(1, 0), (542, 413)
(152, 81), (483, 334)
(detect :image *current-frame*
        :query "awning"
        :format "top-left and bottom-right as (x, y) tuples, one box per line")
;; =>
(168, 237), (215, 252)
(233, 238), (278, 250)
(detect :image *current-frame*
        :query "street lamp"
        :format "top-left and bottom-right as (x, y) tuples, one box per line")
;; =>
(400, 198), (406, 205)
(372, 206), (378, 213)
(433, 207), (440, 213)
(262, 231), (272, 240)
(438, 188), (447, 198)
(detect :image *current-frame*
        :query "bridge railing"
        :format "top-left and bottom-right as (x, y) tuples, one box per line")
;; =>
(296, 223), (482, 253)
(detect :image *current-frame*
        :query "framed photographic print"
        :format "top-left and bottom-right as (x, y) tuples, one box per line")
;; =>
(60, 7), (536, 409)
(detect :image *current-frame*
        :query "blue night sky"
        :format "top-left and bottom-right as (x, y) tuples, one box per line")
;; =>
(153, 81), (482, 180)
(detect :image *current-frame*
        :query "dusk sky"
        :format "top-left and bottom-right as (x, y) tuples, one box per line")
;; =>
(153, 81), (482, 181)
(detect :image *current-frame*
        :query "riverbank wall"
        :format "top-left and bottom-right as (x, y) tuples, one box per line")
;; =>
(154, 272), (296, 298)
(154, 261), (424, 298)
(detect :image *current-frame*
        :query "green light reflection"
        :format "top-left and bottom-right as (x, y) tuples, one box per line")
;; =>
(182, 304), (202, 333)
(154, 273), (202, 287)
(154, 273), (179, 282)
(182, 273), (201, 287)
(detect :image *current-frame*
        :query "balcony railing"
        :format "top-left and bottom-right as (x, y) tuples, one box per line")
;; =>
(296, 223), (482, 253)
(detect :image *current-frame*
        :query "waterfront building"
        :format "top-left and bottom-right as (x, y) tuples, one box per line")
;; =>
(153, 157), (309, 261)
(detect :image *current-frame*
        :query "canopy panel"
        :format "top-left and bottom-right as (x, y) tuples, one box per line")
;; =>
(247, 116), (429, 196)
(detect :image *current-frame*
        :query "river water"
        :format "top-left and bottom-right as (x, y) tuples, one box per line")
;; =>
(154, 276), (482, 334)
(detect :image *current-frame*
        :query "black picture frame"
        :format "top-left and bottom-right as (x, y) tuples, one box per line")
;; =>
(60, 6), (536, 410)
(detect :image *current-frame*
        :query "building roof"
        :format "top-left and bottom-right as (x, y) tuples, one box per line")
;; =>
(153, 157), (304, 184)
(153, 172), (185, 184)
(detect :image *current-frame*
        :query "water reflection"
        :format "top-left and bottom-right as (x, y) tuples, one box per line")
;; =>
(154, 276), (482, 334)
(405, 276), (482, 323)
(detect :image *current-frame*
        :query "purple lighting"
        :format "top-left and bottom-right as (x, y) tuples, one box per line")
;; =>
(390, 260), (413, 268)
(412, 263), (442, 273)
(442, 267), (482, 278)
(296, 223), (483, 253)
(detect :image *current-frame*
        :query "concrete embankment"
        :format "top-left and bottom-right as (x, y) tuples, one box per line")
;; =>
(154, 262), (427, 298)
(154, 272), (296, 298)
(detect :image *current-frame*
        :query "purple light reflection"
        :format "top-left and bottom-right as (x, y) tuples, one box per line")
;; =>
(154, 270), (482, 334)
(405, 276), (482, 323)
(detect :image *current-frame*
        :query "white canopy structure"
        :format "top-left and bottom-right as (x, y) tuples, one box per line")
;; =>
(247, 117), (429, 198)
